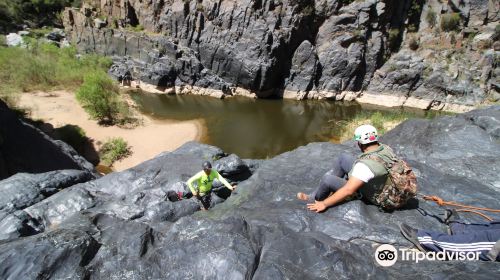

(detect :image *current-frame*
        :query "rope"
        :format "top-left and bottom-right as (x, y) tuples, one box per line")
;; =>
(456, 209), (494, 222)
(420, 194), (500, 222)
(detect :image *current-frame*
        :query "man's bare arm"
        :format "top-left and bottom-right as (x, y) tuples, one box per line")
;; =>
(307, 177), (364, 212)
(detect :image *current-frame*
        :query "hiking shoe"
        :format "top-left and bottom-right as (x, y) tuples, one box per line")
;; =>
(399, 223), (426, 252)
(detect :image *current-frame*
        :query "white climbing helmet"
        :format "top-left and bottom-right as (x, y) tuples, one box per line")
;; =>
(354, 124), (379, 144)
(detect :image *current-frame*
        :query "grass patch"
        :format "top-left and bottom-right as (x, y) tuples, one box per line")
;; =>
(99, 137), (132, 166)
(331, 111), (415, 143)
(125, 24), (144, 32)
(0, 43), (112, 107)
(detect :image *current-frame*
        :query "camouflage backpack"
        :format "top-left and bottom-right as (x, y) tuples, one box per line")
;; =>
(362, 152), (418, 210)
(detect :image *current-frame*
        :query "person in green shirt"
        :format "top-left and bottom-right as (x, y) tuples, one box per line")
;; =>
(186, 161), (237, 210)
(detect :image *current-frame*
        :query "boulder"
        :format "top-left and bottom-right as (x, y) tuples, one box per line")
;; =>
(284, 40), (318, 92)
(6, 33), (23, 47)
(0, 170), (93, 215)
(45, 29), (65, 42)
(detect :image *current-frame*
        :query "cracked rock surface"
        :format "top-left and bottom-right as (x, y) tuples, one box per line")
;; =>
(0, 106), (500, 279)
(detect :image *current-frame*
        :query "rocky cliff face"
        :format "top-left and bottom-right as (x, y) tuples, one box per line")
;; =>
(62, 0), (499, 111)
(0, 105), (499, 278)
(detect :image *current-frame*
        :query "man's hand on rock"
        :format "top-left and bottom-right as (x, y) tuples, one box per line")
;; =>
(307, 201), (327, 213)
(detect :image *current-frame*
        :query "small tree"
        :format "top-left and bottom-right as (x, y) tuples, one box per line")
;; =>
(76, 72), (122, 124)
(426, 8), (437, 28)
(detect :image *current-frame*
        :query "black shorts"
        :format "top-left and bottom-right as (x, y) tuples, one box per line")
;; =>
(198, 193), (212, 210)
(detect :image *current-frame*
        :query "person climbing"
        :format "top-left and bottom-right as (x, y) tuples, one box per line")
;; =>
(183, 161), (236, 210)
(400, 221), (500, 261)
(297, 124), (417, 212)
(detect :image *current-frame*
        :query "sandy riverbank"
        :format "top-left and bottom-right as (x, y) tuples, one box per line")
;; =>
(18, 91), (202, 171)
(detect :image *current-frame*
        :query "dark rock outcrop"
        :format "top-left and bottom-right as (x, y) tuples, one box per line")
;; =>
(63, 0), (413, 98)
(0, 106), (499, 278)
(62, 0), (499, 110)
(0, 170), (93, 216)
(0, 99), (97, 180)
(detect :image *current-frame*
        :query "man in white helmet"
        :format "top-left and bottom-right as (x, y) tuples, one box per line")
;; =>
(297, 124), (403, 212)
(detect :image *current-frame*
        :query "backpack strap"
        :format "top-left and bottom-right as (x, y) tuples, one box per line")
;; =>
(486, 240), (500, 261)
(358, 144), (396, 169)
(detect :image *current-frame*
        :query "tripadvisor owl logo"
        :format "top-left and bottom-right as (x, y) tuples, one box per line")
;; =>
(375, 244), (398, 267)
(374, 243), (481, 266)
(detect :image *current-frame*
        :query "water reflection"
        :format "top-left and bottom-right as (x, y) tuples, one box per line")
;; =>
(129, 92), (429, 158)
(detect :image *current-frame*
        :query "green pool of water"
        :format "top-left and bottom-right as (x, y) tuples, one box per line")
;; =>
(129, 91), (439, 159)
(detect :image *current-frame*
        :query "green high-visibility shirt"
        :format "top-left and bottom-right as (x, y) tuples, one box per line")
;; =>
(187, 169), (233, 194)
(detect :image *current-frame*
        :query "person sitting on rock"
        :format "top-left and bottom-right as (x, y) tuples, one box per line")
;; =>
(186, 161), (236, 210)
(298, 124), (416, 212)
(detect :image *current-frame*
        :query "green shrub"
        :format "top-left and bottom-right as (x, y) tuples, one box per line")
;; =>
(76, 72), (125, 124)
(441, 13), (461, 32)
(99, 137), (131, 166)
(0, 35), (6, 46)
(426, 8), (437, 28)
